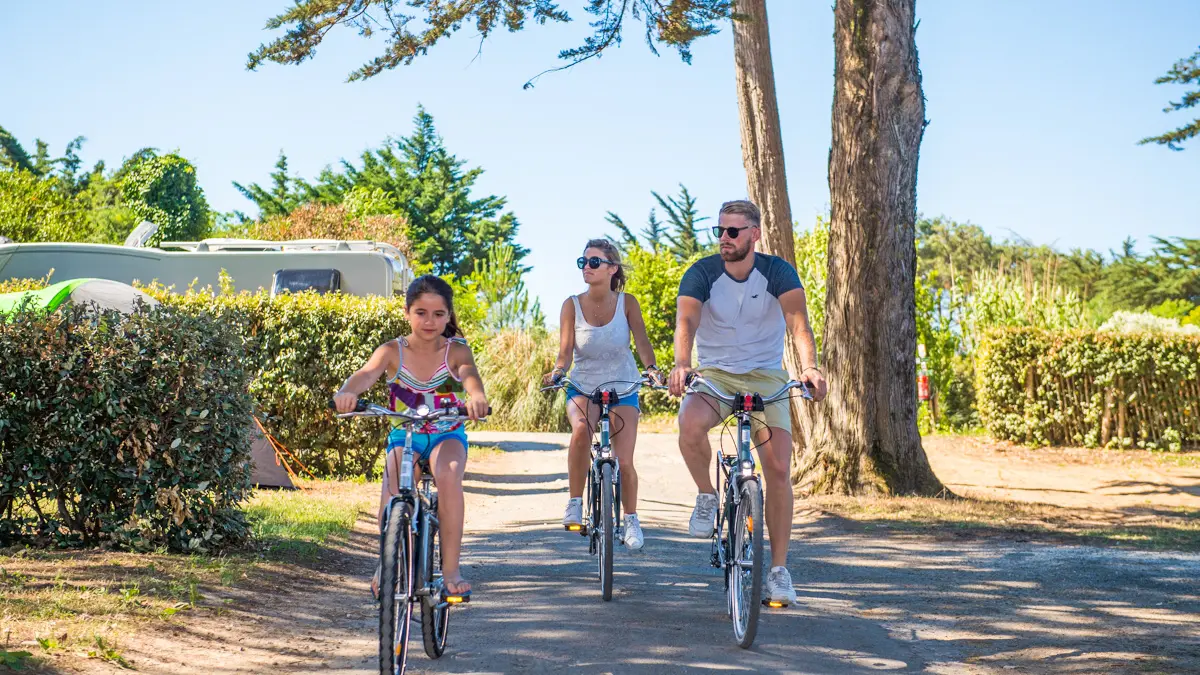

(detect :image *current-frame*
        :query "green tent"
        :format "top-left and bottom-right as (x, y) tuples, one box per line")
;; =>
(0, 278), (158, 315)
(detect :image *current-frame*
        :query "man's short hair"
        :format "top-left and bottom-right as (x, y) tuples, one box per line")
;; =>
(719, 200), (761, 227)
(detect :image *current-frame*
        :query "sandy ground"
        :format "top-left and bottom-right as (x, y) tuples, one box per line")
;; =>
(52, 434), (1200, 674)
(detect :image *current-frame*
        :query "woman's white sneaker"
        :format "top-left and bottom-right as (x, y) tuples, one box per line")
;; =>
(562, 497), (583, 529)
(624, 514), (645, 551)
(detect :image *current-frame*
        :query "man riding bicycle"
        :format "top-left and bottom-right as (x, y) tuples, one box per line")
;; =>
(667, 199), (829, 607)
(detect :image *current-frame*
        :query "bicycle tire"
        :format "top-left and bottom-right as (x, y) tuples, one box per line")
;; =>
(599, 462), (615, 601)
(379, 502), (415, 674)
(420, 501), (450, 659)
(730, 479), (764, 649)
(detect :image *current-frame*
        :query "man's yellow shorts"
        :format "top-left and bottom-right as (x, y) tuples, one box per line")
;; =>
(693, 366), (791, 435)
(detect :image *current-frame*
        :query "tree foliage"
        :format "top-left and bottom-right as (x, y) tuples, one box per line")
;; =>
(916, 216), (1200, 318)
(607, 183), (713, 261)
(236, 107), (524, 277)
(247, 1), (733, 85)
(1139, 46), (1200, 151)
(0, 128), (206, 245)
(120, 153), (211, 245)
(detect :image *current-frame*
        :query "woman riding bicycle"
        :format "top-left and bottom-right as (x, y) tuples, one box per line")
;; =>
(334, 274), (488, 598)
(543, 238), (662, 551)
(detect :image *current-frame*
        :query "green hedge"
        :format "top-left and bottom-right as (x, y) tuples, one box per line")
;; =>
(154, 286), (571, 476)
(153, 286), (410, 477)
(0, 302), (253, 551)
(977, 328), (1200, 449)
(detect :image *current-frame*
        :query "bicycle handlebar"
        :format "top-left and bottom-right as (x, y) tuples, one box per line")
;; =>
(328, 399), (491, 422)
(684, 373), (812, 404)
(540, 374), (667, 398)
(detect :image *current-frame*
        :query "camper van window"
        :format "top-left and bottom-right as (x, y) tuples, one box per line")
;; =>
(272, 269), (342, 297)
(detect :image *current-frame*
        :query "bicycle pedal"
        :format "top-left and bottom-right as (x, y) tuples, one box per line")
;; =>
(445, 591), (471, 604)
(763, 599), (790, 608)
(564, 522), (586, 533)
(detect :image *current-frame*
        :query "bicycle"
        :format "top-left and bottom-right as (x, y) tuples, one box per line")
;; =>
(541, 373), (664, 601)
(683, 373), (812, 649)
(331, 398), (488, 675)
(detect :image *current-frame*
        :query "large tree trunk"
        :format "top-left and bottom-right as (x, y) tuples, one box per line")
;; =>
(795, 0), (942, 495)
(732, 0), (810, 454)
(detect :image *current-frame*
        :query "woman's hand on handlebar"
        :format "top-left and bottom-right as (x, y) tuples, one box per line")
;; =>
(542, 367), (565, 386)
(333, 391), (359, 414)
(645, 366), (666, 388)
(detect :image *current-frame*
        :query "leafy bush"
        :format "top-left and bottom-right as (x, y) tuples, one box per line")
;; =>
(621, 245), (690, 414)
(149, 283), (411, 477)
(977, 328), (1200, 449)
(243, 202), (414, 258)
(0, 169), (80, 242)
(120, 153), (210, 244)
(0, 271), (53, 294)
(0, 302), (253, 551)
(794, 217), (829, 351)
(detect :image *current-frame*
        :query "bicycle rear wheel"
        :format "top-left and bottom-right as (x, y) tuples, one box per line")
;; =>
(598, 463), (615, 601)
(420, 501), (450, 659)
(729, 479), (764, 649)
(379, 502), (415, 674)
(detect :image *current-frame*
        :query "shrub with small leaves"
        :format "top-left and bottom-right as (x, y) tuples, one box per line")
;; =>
(0, 301), (253, 551)
(977, 328), (1200, 449)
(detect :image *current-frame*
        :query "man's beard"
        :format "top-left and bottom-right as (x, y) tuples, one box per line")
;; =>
(720, 242), (752, 262)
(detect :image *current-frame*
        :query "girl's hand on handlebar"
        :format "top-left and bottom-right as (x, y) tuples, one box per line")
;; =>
(333, 391), (358, 414)
(542, 368), (565, 386)
(464, 396), (490, 421)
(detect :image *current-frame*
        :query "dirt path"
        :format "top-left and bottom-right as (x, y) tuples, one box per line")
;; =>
(106, 434), (1199, 675)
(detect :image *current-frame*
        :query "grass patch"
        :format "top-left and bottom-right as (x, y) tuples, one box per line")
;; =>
(244, 480), (376, 561)
(811, 495), (1200, 552)
(0, 480), (378, 665)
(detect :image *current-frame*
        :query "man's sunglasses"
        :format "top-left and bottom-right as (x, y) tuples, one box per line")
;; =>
(577, 256), (616, 270)
(712, 225), (757, 239)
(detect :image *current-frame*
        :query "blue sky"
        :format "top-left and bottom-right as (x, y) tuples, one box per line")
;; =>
(2, 1), (1197, 308)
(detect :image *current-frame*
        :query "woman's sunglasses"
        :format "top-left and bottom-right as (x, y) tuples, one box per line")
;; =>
(712, 225), (756, 239)
(577, 256), (616, 270)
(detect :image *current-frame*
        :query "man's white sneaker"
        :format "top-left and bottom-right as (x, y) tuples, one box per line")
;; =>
(765, 566), (798, 606)
(562, 497), (583, 529)
(688, 493), (719, 538)
(624, 514), (645, 551)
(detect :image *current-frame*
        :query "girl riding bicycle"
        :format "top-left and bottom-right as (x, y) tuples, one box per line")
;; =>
(334, 274), (488, 598)
(543, 238), (662, 551)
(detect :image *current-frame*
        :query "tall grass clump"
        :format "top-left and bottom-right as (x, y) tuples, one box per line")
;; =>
(473, 329), (568, 432)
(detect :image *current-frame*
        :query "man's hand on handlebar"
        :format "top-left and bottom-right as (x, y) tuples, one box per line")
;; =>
(669, 364), (695, 397)
(799, 367), (828, 402)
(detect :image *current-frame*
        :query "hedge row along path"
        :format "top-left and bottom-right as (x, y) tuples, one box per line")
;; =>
(103, 434), (1200, 673)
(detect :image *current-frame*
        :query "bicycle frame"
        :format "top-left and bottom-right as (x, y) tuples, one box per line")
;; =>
(710, 397), (762, 575)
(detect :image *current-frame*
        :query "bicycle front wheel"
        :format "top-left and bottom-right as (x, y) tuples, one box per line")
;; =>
(729, 479), (764, 649)
(420, 502), (450, 659)
(380, 502), (415, 674)
(598, 462), (615, 601)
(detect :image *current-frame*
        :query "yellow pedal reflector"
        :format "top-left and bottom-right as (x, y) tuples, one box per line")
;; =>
(747, 516), (754, 533)
(567, 524), (582, 531)
(768, 601), (785, 608)
(446, 595), (465, 604)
